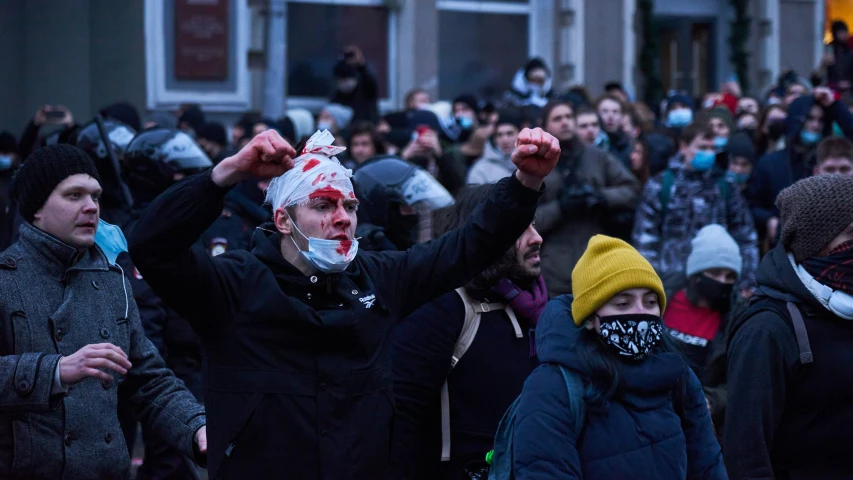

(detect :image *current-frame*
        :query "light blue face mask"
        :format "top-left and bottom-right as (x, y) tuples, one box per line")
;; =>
(714, 136), (729, 149)
(0, 155), (12, 171)
(726, 170), (750, 185)
(94, 219), (128, 265)
(456, 116), (474, 130)
(691, 150), (716, 172)
(800, 130), (822, 146)
(289, 220), (358, 274)
(667, 109), (693, 128)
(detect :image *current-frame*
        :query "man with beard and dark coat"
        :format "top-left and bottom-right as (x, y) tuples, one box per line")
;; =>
(353, 156), (454, 252)
(746, 87), (853, 243)
(126, 127), (559, 479)
(118, 128), (223, 480)
(73, 119), (137, 226)
(389, 183), (546, 480)
(535, 100), (640, 297)
(0, 144), (206, 480)
(725, 174), (853, 478)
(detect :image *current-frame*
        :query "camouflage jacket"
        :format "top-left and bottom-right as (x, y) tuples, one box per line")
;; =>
(631, 157), (759, 289)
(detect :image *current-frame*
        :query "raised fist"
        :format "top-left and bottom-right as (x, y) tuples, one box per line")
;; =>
(211, 129), (297, 187)
(512, 128), (561, 180)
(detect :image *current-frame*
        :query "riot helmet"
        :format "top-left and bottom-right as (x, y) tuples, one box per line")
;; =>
(123, 128), (212, 203)
(75, 119), (136, 163)
(353, 156), (453, 250)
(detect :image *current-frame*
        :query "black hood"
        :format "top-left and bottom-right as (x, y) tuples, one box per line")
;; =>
(753, 244), (819, 307)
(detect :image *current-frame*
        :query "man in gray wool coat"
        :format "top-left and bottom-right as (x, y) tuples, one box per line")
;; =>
(0, 144), (206, 479)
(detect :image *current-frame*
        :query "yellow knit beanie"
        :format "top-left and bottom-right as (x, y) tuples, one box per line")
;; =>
(571, 235), (666, 325)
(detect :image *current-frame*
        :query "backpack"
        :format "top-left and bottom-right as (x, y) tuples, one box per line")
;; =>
(441, 287), (523, 462)
(486, 365), (585, 480)
(658, 168), (730, 221)
(484, 363), (689, 480)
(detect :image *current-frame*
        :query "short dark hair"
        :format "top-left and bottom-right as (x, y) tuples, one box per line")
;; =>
(604, 81), (624, 93)
(346, 122), (387, 156)
(680, 122), (714, 145)
(539, 100), (574, 127)
(595, 94), (625, 113)
(575, 106), (599, 122)
(816, 136), (853, 165)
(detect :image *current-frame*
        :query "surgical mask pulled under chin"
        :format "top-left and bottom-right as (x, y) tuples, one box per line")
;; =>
(94, 219), (128, 265)
(289, 220), (358, 273)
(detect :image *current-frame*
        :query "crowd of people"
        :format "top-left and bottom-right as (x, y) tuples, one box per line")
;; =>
(1, 33), (853, 480)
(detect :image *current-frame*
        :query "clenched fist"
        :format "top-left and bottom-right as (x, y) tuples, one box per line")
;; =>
(211, 129), (297, 187)
(512, 128), (561, 190)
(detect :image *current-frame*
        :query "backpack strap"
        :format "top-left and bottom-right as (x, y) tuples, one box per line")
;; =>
(557, 366), (586, 437)
(658, 168), (675, 221)
(786, 302), (814, 365)
(442, 288), (503, 461)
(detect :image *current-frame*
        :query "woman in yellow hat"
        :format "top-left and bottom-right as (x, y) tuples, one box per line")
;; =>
(502, 235), (725, 479)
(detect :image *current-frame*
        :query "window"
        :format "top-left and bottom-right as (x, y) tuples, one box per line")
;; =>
(286, 1), (390, 99)
(437, 1), (530, 101)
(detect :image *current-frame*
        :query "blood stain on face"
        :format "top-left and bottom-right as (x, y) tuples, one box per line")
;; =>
(309, 186), (345, 201)
(303, 158), (321, 172)
(336, 239), (352, 255)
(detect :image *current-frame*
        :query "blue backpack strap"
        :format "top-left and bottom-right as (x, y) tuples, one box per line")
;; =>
(557, 366), (587, 437)
(487, 365), (586, 480)
(658, 169), (675, 221)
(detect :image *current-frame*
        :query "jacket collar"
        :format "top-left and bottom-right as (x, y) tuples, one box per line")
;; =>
(17, 222), (110, 277)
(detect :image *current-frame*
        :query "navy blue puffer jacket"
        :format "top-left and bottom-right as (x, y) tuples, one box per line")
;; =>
(511, 296), (726, 479)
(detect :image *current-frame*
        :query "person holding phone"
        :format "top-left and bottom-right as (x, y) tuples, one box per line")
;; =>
(331, 45), (379, 124)
(17, 105), (76, 161)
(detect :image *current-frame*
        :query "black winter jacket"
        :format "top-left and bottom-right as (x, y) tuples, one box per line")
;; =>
(725, 245), (853, 478)
(127, 171), (541, 479)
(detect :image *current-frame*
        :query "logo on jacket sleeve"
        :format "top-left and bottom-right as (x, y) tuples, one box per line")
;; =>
(358, 294), (376, 309)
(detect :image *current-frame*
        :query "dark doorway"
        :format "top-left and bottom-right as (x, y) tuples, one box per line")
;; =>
(657, 17), (717, 97)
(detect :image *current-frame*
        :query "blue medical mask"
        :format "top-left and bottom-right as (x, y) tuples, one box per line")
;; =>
(0, 155), (12, 171)
(94, 219), (128, 265)
(456, 116), (474, 130)
(800, 130), (822, 146)
(726, 170), (750, 185)
(714, 136), (729, 149)
(691, 150), (716, 172)
(317, 121), (333, 132)
(289, 220), (358, 274)
(667, 109), (693, 128)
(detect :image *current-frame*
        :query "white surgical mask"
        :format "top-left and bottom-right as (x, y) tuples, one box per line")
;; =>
(289, 220), (357, 273)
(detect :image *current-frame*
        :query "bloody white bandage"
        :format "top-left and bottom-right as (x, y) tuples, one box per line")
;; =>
(265, 130), (355, 209)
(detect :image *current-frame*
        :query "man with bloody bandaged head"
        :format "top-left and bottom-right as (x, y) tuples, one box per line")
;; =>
(127, 127), (560, 479)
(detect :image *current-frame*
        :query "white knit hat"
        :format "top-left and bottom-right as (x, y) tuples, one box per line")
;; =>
(686, 224), (743, 278)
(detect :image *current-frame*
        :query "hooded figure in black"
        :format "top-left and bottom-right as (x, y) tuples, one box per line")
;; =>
(825, 21), (853, 94)
(745, 91), (853, 242)
(353, 156), (454, 252)
(330, 46), (379, 124)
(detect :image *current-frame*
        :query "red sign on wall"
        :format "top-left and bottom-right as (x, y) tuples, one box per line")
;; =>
(174, 0), (229, 81)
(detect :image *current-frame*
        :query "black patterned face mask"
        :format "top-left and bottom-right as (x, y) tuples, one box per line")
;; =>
(597, 314), (663, 361)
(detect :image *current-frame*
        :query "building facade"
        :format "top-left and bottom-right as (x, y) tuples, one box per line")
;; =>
(0, 0), (832, 131)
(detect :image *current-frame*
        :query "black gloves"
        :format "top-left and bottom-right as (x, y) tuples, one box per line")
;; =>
(558, 183), (605, 217)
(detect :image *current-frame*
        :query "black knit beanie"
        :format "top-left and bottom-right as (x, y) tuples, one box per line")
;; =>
(13, 144), (101, 222)
(776, 174), (853, 262)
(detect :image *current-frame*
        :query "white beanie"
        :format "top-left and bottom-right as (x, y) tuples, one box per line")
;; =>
(685, 224), (743, 278)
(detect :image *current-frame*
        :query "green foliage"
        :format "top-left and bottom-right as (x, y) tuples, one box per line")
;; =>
(638, 0), (662, 106)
